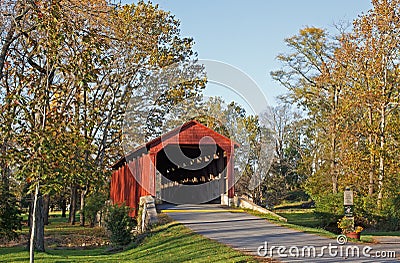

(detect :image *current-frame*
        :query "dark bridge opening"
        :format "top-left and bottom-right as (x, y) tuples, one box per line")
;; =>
(156, 144), (226, 185)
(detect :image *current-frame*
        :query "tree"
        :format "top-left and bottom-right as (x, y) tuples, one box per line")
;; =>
(0, 0), (206, 260)
(0, 0), (26, 241)
(0, 174), (22, 240)
(271, 27), (342, 195)
(192, 97), (276, 204)
(272, 1), (400, 227)
(257, 104), (308, 207)
(334, 0), (400, 210)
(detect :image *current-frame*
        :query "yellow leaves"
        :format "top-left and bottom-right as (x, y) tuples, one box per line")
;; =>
(273, 1), (400, 202)
(1, 0), (202, 197)
(299, 27), (326, 38)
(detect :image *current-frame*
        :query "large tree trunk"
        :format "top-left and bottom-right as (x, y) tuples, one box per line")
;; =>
(368, 106), (375, 196)
(69, 185), (78, 225)
(377, 58), (387, 210)
(35, 196), (45, 251)
(377, 105), (385, 210)
(330, 86), (339, 194)
(330, 133), (338, 194)
(29, 185), (45, 263)
(43, 194), (50, 225)
(79, 187), (87, 226)
(60, 195), (67, 218)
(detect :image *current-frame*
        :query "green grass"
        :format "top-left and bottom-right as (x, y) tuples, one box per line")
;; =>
(274, 210), (392, 243)
(0, 214), (259, 263)
(273, 203), (334, 237)
(242, 208), (337, 239)
(362, 231), (400, 236)
(246, 203), (383, 243)
(273, 201), (323, 229)
(359, 231), (400, 243)
(276, 210), (319, 228)
(238, 208), (285, 222)
(273, 200), (311, 210)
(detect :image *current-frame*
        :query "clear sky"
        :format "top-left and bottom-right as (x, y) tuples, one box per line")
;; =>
(124, 0), (373, 109)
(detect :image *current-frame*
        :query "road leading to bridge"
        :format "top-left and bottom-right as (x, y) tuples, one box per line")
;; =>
(159, 204), (399, 263)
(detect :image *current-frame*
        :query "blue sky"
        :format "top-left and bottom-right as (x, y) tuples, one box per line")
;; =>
(124, 0), (373, 110)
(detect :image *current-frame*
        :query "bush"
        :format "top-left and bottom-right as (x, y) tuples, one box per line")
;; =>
(84, 191), (108, 227)
(378, 195), (400, 231)
(337, 216), (354, 234)
(105, 203), (136, 246)
(353, 195), (379, 228)
(313, 192), (342, 215)
(313, 193), (342, 233)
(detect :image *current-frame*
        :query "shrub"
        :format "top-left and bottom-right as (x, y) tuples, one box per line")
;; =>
(313, 192), (343, 215)
(313, 193), (342, 233)
(378, 195), (400, 231)
(84, 191), (108, 227)
(105, 203), (136, 246)
(353, 195), (379, 228)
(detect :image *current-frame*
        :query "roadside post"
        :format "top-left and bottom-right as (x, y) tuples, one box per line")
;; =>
(344, 187), (354, 230)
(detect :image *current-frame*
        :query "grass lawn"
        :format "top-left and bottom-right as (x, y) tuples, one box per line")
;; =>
(241, 202), (343, 240)
(0, 213), (260, 263)
(273, 201), (310, 210)
(274, 204), (377, 242)
(247, 202), (397, 243)
(245, 208), (337, 239)
(362, 231), (400, 236)
(276, 209), (319, 228)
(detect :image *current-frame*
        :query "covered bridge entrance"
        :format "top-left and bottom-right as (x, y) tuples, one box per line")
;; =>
(110, 120), (238, 216)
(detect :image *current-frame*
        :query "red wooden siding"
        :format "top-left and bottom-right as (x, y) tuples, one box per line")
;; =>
(110, 120), (237, 217)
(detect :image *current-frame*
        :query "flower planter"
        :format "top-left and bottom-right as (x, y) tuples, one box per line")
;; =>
(346, 232), (361, 240)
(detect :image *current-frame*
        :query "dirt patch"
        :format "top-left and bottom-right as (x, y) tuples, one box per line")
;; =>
(1, 224), (109, 249)
(0, 234), (29, 248)
(45, 226), (109, 248)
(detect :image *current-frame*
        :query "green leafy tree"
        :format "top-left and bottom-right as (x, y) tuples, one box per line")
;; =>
(271, 27), (343, 195)
(0, 1), (206, 260)
(0, 180), (22, 240)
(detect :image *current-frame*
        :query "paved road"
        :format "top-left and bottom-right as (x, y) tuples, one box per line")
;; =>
(159, 204), (400, 263)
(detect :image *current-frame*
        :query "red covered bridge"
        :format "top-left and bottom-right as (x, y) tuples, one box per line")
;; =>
(110, 120), (238, 216)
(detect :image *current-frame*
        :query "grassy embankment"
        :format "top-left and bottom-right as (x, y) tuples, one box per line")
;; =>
(0, 213), (262, 263)
(241, 203), (338, 240)
(243, 200), (400, 243)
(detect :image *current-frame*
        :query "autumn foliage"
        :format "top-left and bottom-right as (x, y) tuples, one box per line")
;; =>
(272, 0), (400, 229)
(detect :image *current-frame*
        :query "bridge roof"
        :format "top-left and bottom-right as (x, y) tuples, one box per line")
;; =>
(111, 120), (238, 170)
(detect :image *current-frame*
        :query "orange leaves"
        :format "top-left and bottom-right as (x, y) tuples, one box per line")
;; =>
(272, 0), (400, 202)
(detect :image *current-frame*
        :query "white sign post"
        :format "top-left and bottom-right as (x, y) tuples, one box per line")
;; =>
(344, 187), (355, 231)
(344, 189), (354, 206)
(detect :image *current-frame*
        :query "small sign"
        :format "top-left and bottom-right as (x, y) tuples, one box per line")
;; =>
(344, 189), (354, 205)
(344, 205), (354, 217)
